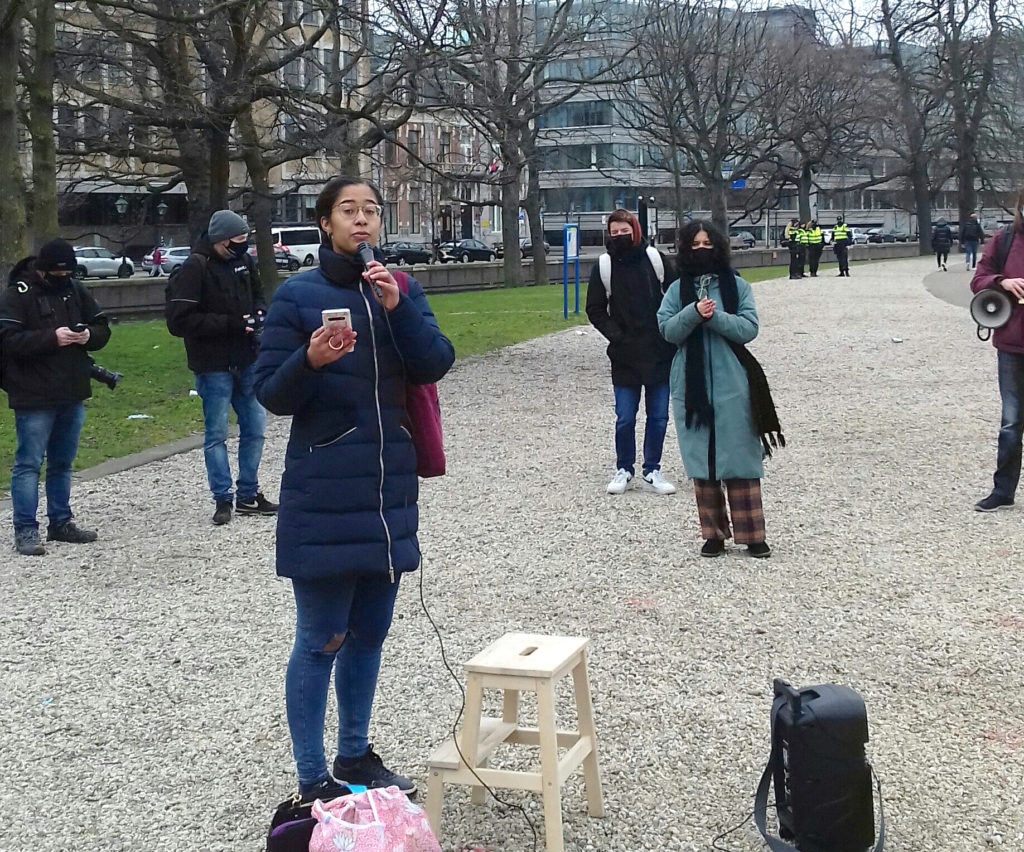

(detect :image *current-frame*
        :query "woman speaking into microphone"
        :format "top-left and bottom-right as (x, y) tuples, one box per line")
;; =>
(254, 176), (454, 801)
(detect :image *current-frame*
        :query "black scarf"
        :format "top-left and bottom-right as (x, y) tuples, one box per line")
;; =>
(679, 267), (786, 458)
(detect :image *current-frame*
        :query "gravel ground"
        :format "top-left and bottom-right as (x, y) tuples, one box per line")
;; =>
(1, 256), (1022, 852)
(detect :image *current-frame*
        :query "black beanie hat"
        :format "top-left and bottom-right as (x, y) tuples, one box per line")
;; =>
(36, 239), (78, 273)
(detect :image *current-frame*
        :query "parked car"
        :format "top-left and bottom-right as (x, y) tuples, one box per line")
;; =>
(866, 228), (897, 244)
(247, 244), (301, 271)
(439, 239), (497, 263)
(381, 241), (432, 265)
(520, 238), (551, 257)
(729, 230), (756, 249)
(142, 246), (193, 274)
(850, 228), (869, 245)
(73, 246), (134, 278)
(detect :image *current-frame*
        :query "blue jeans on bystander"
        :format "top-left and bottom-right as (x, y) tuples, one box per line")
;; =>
(286, 574), (401, 789)
(194, 365), (266, 502)
(11, 403), (86, 531)
(994, 351), (1024, 500)
(964, 240), (980, 268)
(613, 382), (670, 476)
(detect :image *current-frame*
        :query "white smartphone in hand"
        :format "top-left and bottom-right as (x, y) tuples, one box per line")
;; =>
(321, 308), (352, 332)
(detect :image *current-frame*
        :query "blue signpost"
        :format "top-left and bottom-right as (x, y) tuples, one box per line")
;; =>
(563, 224), (580, 319)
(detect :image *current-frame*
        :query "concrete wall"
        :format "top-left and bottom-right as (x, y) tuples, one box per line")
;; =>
(90, 242), (922, 316)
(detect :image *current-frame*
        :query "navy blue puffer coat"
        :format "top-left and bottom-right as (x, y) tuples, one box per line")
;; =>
(254, 247), (455, 582)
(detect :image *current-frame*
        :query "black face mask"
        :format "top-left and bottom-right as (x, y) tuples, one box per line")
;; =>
(681, 248), (717, 276)
(605, 234), (634, 256)
(228, 241), (249, 259)
(43, 272), (71, 288)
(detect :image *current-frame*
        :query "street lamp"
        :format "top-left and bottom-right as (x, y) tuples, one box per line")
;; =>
(156, 200), (168, 249)
(114, 195), (132, 276)
(649, 195), (657, 245)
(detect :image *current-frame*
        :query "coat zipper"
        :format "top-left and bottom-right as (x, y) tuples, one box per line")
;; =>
(360, 285), (396, 583)
(706, 306), (716, 481)
(309, 426), (357, 451)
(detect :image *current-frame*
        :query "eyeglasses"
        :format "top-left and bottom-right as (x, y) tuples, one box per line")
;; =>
(332, 203), (383, 220)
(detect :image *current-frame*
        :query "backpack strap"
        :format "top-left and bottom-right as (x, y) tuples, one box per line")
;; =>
(646, 245), (664, 285)
(392, 268), (410, 295)
(598, 253), (612, 315)
(995, 227), (1015, 274)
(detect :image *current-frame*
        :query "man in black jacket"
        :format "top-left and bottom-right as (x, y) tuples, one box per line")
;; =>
(586, 209), (677, 496)
(960, 212), (985, 270)
(0, 239), (111, 555)
(166, 210), (277, 525)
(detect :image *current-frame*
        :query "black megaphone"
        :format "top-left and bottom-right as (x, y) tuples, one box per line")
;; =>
(970, 289), (1016, 341)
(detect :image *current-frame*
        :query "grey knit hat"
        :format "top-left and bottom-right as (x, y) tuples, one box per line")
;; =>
(207, 210), (249, 244)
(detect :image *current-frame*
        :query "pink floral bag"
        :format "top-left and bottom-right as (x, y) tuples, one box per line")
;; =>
(309, 786), (441, 852)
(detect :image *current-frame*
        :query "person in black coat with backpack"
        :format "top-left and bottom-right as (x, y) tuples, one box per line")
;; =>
(932, 219), (953, 270)
(586, 208), (677, 496)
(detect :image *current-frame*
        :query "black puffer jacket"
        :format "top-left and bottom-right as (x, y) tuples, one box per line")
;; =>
(0, 257), (112, 410)
(165, 237), (266, 373)
(585, 243), (676, 386)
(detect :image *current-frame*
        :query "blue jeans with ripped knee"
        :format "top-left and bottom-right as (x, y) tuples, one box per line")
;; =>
(286, 574), (401, 789)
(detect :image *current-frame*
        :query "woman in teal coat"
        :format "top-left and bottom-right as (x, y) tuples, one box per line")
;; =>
(658, 220), (781, 558)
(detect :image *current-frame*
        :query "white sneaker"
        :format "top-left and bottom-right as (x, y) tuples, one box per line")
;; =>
(641, 470), (677, 495)
(606, 469), (632, 494)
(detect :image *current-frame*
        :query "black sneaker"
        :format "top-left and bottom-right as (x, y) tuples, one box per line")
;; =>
(701, 538), (725, 558)
(236, 492), (278, 515)
(975, 493), (1014, 512)
(298, 776), (352, 804)
(212, 500), (233, 525)
(46, 521), (97, 543)
(333, 745), (416, 795)
(14, 527), (45, 556)
(747, 541), (772, 558)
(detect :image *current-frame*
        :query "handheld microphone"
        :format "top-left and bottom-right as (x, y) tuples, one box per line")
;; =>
(357, 240), (383, 301)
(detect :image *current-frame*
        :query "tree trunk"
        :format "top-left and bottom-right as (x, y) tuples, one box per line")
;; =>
(955, 127), (977, 235)
(798, 163), (813, 222)
(911, 157), (932, 256)
(27, 0), (57, 248)
(524, 146), (547, 286)
(708, 175), (728, 235)
(236, 109), (280, 291)
(501, 174), (523, 287)
(0, 3), (27, 280)
(176, 131), (212, 241)
(207, 121), (232, 220)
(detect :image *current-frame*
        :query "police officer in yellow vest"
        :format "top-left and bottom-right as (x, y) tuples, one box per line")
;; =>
(832, 216), (851, 277)
(785, 218), (804, 279)
(805, 219), (824, 277)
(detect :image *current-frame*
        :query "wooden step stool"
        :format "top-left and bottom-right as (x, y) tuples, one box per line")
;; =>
(425, 632), (604, 852)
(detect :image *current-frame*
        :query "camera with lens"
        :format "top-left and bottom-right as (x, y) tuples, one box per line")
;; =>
(90, 361), (123, 390)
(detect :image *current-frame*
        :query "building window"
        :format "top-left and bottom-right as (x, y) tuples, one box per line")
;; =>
(440, 131), (451, 164)
(56, 106), (78, 149)
(385, 202), (398, 238)
(407, 128), (420, 165)
(409, 187), (421, 233)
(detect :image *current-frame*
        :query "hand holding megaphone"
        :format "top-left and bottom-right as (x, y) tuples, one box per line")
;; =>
(971, 284), (1024, 341)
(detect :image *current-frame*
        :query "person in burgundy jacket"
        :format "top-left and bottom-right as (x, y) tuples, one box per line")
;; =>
(969, 192), (1024, 511)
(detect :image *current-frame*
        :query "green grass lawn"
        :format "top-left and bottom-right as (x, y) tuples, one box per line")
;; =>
(0, 257), (888, 490)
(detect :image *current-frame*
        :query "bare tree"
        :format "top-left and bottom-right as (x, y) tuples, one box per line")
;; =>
(0, 0), (28, 278)
(389, 0), (618, 285)
(623, 0), (775, 235)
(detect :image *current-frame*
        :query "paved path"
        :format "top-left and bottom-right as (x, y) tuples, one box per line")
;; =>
(1, 256), (1022, 852)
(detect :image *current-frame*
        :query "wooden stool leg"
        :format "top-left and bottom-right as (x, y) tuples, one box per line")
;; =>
(536, 679), (565, 852)
(459, 672), (485, 768)
(425, 769), (444, 835)
(572, 657), (605, 818)
(470, 756), (489, 804)
(502, 688), (520, 724)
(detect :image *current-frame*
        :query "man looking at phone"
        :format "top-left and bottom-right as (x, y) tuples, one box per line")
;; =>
(166, 209), (277, 525)
(0, 239), (111, 555)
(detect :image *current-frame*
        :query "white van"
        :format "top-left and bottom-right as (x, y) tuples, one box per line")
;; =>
(270, 225), (323, 267)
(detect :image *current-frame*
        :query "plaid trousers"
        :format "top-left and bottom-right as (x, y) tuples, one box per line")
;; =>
(693, 478), (765, 544)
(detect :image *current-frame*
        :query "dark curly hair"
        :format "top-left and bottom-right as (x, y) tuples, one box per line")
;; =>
(676, 219), (731, 271)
